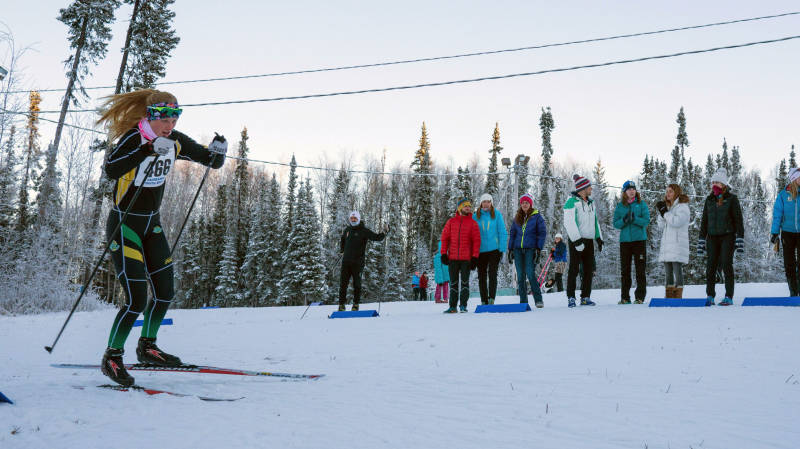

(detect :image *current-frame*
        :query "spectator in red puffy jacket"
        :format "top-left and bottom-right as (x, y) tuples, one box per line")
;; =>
(440, 198), (481, 313)
(418, 272), (429, 301)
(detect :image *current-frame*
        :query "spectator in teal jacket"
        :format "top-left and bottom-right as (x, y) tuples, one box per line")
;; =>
(432, 240), (451, 302)
(613, 181), (650, 304)
(473, 193), (508, 305)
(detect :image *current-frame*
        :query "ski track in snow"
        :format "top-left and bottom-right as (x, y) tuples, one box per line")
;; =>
(1, 283), (799, 449)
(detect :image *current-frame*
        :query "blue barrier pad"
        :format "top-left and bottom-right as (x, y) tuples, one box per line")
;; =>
(133, 318), (173, 327)
(200, 306), (219, 309)
(649, 298), (707, 307)
(329, 310), (379, 318)
(0, 391), (12, 404)
(475, 303), (532, 313)
(742, 297), (800, 307)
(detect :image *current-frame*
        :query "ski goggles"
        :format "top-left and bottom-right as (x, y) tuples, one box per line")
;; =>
(147, 102), (183, 120)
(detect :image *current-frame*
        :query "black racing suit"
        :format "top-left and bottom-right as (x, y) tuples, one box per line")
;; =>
(105, 128), (224, 349)
(339, 222), (385, 307)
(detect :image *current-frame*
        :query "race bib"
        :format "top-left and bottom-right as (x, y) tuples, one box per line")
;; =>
(134, 152), (175, 187)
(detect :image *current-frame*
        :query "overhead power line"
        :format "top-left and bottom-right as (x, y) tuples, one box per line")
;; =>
(28, 34), (800, 114)
(2, 11), (798, 95)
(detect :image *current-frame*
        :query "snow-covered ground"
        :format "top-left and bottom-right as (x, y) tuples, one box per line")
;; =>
(1, 282), (799, 449)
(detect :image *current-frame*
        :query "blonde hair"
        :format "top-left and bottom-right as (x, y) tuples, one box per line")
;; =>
(96, 89), (178, 141)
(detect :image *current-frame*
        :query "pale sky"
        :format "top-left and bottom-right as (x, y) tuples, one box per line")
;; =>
(2, 0), (799, 189)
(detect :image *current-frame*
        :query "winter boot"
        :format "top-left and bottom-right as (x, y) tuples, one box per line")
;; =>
(459, 304), (468, 313)
(633, 298), (645, 304)
(665, 286), (675, 298)
(705, 296), (715, 306)
(534, 298), (544, 308)
(136, 337), (182, 367)
(580, 298), (596, 306)
(674, 287), (684, 299)
(351, 303), (359, 311)
(618, 299), (631, 305)
(719, 297), (733, 306)
(338, 304), (346, 312)
(101, 347), (135, 387)
(488, 298), (495, 305)
(568, 297), (576, 308)
(443, 307), (457, 314)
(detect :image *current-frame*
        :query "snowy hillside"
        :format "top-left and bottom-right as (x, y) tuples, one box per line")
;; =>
(1, 283), (799, 449)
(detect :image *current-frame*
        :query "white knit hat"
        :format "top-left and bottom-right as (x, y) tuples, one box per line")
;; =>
(479, 193), (493, 204)
(555, 233), (563, 239)
(789, 167), (800, 184)
(348, 210), (361, 226)
(710, 167), (729, 186)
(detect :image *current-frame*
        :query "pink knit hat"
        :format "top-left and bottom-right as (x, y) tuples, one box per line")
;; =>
(519, 193), (534, 206)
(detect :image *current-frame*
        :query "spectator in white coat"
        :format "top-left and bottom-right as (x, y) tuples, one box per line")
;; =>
(655, 184), (690, 298)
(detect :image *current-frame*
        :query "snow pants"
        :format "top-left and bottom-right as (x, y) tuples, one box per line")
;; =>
(477, 249), (502, 304)
(106, 208), (174, 350)
(448, 260), (471, 309)
(567, 238), (595, 300)
(620, 240), (647, 301)
(339, 260), (363, 307)
(781, 231), (800, 296)
(706, 233), (735, 299)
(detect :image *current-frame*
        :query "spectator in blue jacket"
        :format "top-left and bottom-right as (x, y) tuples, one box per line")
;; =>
(432, 240), (451, 303)
(473, 193), (508, 305)
(549, 233), (567, 292)
(613, 180), (650, 304)
(411, 272), (420, 301)
(771, 167), (800, 296)
(507, 193), (547, 307)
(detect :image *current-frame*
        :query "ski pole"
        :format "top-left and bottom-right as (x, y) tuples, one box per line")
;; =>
(45, 154), (162, 354)
(168, 136), (224, 257)
(538, 252), (553, 287)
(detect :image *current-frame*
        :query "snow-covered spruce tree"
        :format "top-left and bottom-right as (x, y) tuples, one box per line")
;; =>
(485, 123), (502, 198)
(53, 0), (120, 152)
(278, 179), (326, 306)
(729, 144), (743, 193)
(790, 145), (797, 169)
(118, 0), (180, 92)
(775, 158), (788, 192)
(176, 218), (202, 308)
(260, 173), (283, 305)
(33, 143), (64, 231)
(669, 106), (689, 184)
(213, 185), (240, 307)
(239, 173), (264, 306)
(202, 183), (228, 304)
(384, 173), (409, 301)
(233, 127), (251, 277)
(408, 122), (435, 263)
(539, 107), (555, 220)
(516, 159), (530, 198)
(591, 159), (617, 289)
(0, 126), (18, 243)
(16, 91), (42, 234)
(456, 166), (472, 199)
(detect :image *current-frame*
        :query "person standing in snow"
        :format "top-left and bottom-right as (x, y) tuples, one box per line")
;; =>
(771, 167), (800, 297)
(612, 181), (650, 304)
(563, 174), (603, 308)
(432, 240), (450, 303)
(419, 272), (429, 301)
(507, 193), (547, 307)
(440, 198), (481, 313)
(473, 193), (508, 305)
(411, 272), (420, 301)
(95, 89), (227, 387)
(656, 184), (690, 299)
(698, 168), (744, 306)
(339, 211), (387, 311)
(549, 233), (567, 292)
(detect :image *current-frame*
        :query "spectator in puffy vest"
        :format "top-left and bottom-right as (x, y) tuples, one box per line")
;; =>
(698, 168), (744, 306)
(507, 193), (547, 306)
(563, 174), (603, 307)
(656, 183), (690, 299)
(473, 193), (508, 305)
(612, 180), (650, 304)
(772, 167), (800, 296)
(440, 198), (481, 313)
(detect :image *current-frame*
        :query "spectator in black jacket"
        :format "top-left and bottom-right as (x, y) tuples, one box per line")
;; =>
(340, 211), (386, 311)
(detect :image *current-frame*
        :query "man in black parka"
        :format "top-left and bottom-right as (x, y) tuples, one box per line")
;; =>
(340, 210), (387, 311)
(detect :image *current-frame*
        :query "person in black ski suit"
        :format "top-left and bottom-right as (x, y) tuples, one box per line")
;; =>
(339, 211), (386, 311)
(95, 89), (227, 387)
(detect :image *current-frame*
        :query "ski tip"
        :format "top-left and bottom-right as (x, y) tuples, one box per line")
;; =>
(44, 346), (53, 353)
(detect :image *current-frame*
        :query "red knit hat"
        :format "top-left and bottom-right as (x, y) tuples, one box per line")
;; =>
(519, 193), (533, 206)
(573, 174), (591, 193)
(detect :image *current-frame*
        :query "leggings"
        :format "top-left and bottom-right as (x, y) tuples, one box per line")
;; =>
(664, 262), (684, 286)
(106, 208), (174, 349)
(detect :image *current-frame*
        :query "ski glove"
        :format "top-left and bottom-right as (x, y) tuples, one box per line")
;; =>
(595, 238), (603, 252)
(441, 254), (449, 266)
(697, 238), (706, 257)
(623, 209), (634, 224)
(507, 251), (514, 265)
(208, 133), (228, 155)
(470, 257), (478, 271)
(152, 137), (175, 156)
(735, 237), (744, 254)
(771, 233), (780, 245)
(574, 239), (585, 252)
(656, 201), (668, 217)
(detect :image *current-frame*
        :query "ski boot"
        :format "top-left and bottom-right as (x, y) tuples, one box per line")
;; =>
(568, 297), (576, 308)
(136, 337), (182, 367)
(101, 347), (135, 387)
(618, 298), (631, 305)
(719, 297), (733, 306)
(338, 304), (346, 312)
(459, 305), (468, 313)
(534, 298), (543, 308)
(580, 298), (596, 306)
(705, 296), (715, 306)
(351, 303), (359, 311)
(443, 307), (457, 314)
(633, 298), (645, 304)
